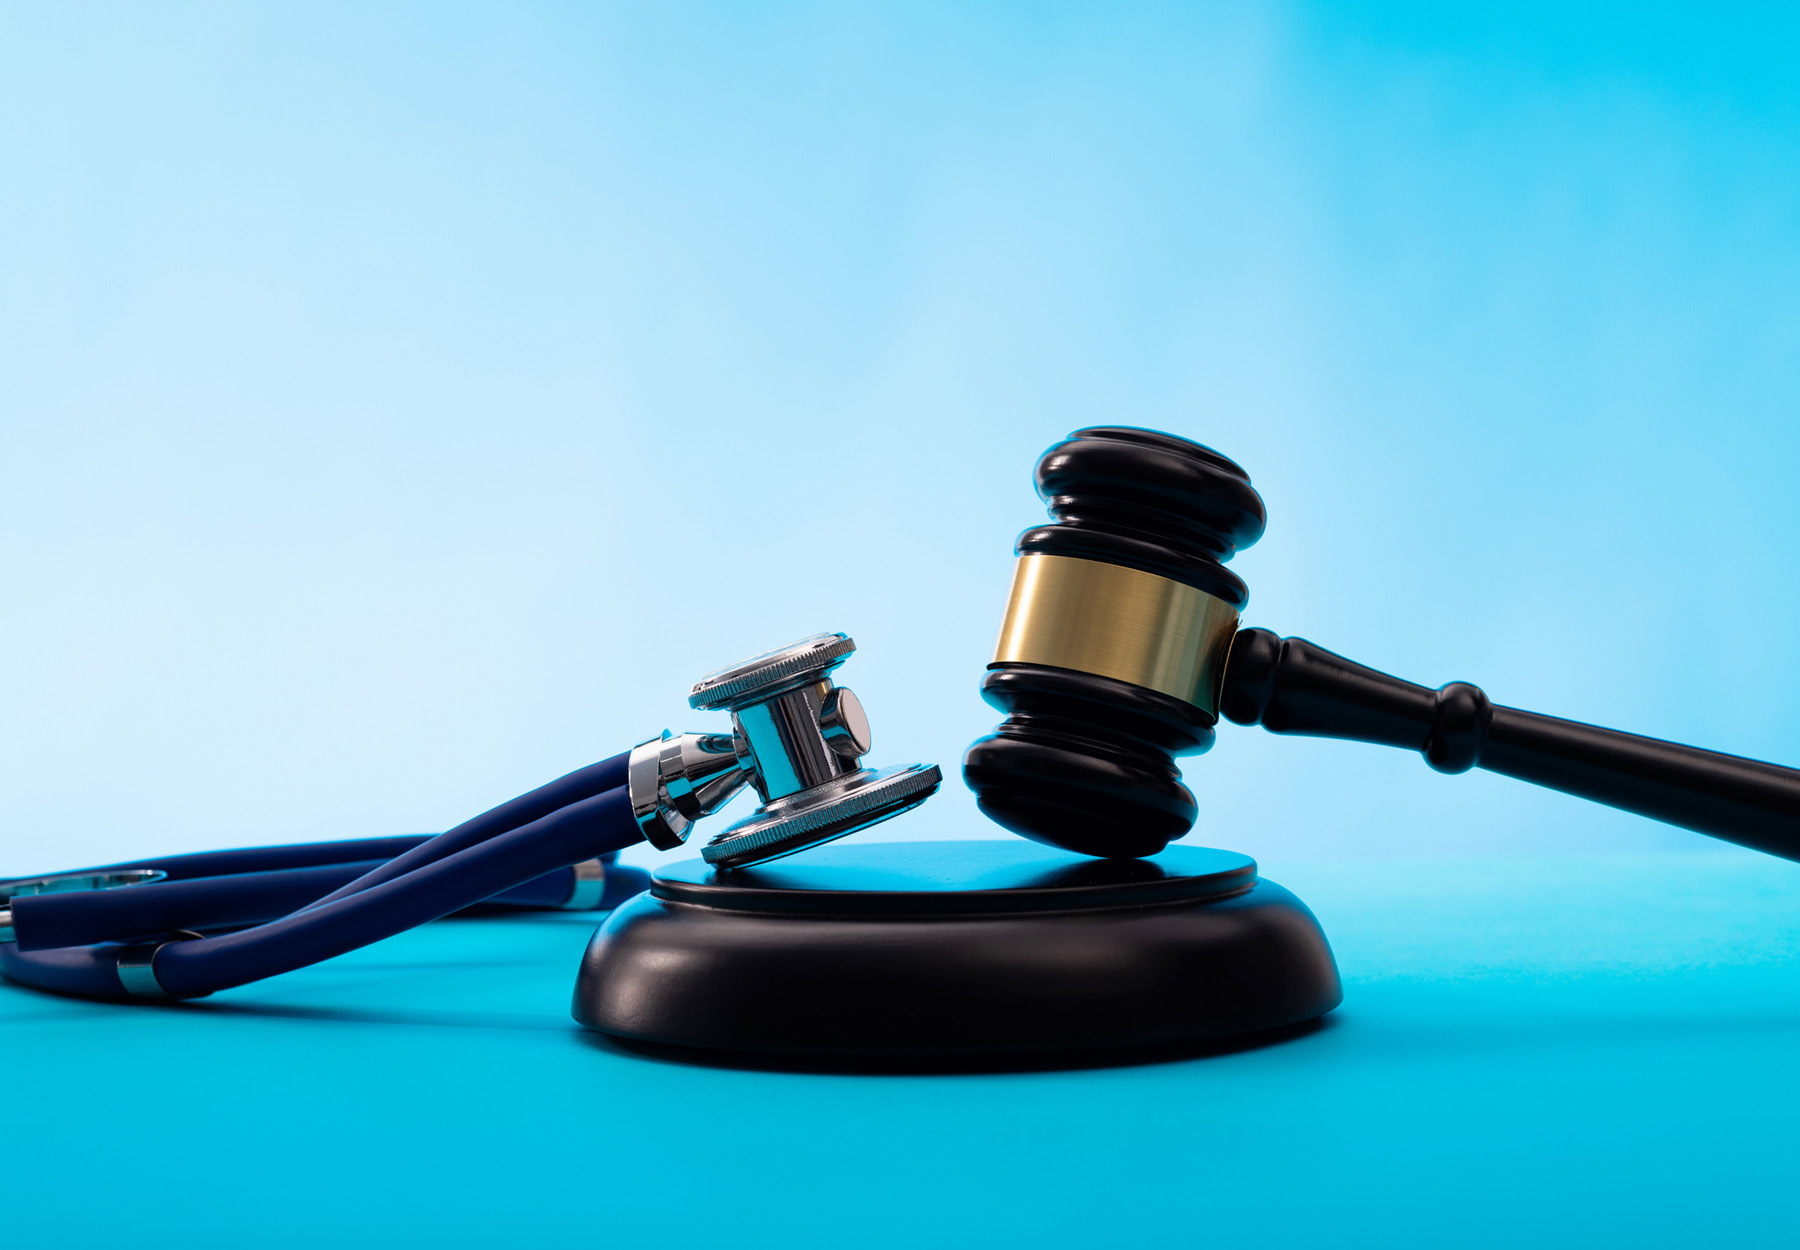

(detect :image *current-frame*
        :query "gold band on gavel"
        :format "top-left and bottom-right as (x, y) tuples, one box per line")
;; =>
(990, 553), (1241, 718)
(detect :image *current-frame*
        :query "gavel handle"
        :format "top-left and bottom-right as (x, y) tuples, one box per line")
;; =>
(1219, 628), (1800, 862)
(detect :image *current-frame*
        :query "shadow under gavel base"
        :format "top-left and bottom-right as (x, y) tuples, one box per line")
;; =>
(573, 839), (1341, 1062)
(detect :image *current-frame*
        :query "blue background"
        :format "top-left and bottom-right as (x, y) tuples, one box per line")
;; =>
(3, 3), (1798, 872)
(7, 8), (1800, 1248)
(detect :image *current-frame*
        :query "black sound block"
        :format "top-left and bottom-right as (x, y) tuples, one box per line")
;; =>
(572, 840), (1341, 1059)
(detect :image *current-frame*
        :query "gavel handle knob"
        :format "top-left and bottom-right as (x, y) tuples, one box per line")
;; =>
(1220, 627), (1800, 862)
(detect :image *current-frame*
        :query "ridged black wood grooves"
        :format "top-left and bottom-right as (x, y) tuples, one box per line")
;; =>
(964, 427), (1266, 859)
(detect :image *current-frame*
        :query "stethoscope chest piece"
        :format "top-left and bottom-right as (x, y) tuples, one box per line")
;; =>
(698, 763), (941, 870)
(631, 633), (942, 870)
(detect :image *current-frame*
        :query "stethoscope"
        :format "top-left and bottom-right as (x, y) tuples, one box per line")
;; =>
(0, 634), (940, 1002)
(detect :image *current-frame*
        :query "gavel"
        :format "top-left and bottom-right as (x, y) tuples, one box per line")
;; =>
(964, 426), (1800, 861)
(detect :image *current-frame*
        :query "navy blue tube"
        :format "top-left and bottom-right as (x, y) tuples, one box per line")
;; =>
(302, 751), (631, 910)
(1, 789), (639, 999)
(0, 756), (642, 1001)
(0, 856), (653, 1000)
(28, 836), (434, 884)
(480, 869), (578, 910)
(457, 861), (652, 914)
(7, 858), (618, 951)
(12, 860), (385, 950)
(0, 943), (136, 1000)
(149, 784), (639, 997)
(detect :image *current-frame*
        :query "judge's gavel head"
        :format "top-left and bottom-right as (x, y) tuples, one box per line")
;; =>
(962, 427), (1266, 859)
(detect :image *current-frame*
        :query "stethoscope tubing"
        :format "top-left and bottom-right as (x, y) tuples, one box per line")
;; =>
(302, 752), (630, 912)
(13, 858), (390, 950)
(1, 751), (641, 1001)
(85, 835), (434, 882)
(7, 852), (635, 952)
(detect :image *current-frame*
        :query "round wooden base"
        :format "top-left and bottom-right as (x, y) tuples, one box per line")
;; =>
(572, 840), (1340, 1059)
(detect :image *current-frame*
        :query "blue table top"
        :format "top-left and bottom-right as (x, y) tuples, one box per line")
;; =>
(9, 847), (1800, 1249)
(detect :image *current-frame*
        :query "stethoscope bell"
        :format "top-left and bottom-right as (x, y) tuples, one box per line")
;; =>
(627, 633), (941, 870)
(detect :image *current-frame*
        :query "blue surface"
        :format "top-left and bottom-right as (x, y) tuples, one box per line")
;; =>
(10, 847), (1800, 1249)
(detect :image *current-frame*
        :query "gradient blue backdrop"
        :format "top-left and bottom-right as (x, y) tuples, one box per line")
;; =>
(4, 2), (1798, 878)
